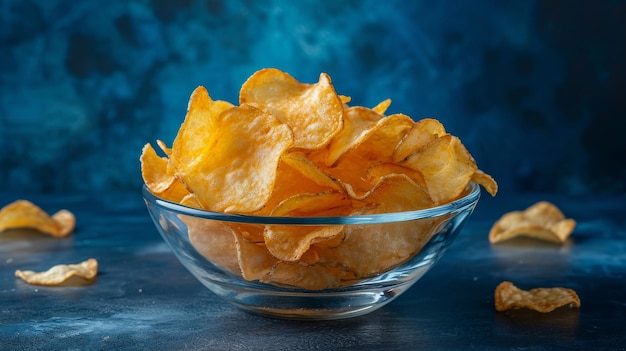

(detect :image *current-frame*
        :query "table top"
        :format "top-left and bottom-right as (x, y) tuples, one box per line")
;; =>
(1, 191), (625, 350)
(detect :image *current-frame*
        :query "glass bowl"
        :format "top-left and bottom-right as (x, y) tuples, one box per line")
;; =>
(143, 182), (480, 320)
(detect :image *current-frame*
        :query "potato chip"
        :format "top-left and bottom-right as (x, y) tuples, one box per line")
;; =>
(140, 143), (176, 194)
(345, 113), (414, 164)
(471, 169), (498, 197)
(239, 68), (343, 150)
(252, 157), (340, 217)
(264, 192), (349, 262)
(280, 152), (343, 192)
(321, 107), (406, 167)
(140, 143), (190, 203)
(265, 225), (345, 262)
(0, 200), (75, 238)
(178, 104), (293, 213)
(489, 201), (576, 244)
(261, 261), (356, 290)
(15, 258), (98, 286)
(316, 175), (438, 277)
(372, 98), (392, 115)
(169, 86), (234, 170)
(233, 232), (279, 281)
(393, 118), (446, 162)
(495, 281), (581, 313)
(402, 134), (477, 205)
(186, 217), (241, 275)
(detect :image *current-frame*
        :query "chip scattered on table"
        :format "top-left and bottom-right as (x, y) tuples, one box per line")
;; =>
(0, 200), (75, 238)
(15, 258), (98, 286)
(494, 281), (581, 313)
(140, 68), (498, 289)
(489, 201), (576, 244)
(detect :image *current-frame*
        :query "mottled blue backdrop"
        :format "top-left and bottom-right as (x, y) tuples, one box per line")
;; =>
(1, 0), (624, 195)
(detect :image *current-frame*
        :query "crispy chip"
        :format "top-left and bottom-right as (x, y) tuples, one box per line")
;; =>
(393, 118), (446, 162)
(261, 261), (356, 290)
(140, 143), (190, 202)
(239, 68), (343, 150)
(178, 104), (293, 213)
(280, 152), (343, 192)
(186, 216), (241, 275)
(402, 134), (477, 205)
(169, 86), (234, 169)
(233, 232), (278, 281)
(140, 143), (176, 194)
(264, 192), (349, 262)
(15, 258), (98, 286)
(489, 201), (576, 244)
(471, 169), (498, 197)
(495, 281), (581, 313)
(0, 200), (75, 238)
(371, 98), (392, 115)
(316, 175), (438, 277)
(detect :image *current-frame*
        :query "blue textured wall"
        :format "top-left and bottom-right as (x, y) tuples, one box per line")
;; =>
(1, 0), (624, 195)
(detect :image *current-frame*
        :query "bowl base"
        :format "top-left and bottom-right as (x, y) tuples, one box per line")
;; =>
(210, 281), (414, 320)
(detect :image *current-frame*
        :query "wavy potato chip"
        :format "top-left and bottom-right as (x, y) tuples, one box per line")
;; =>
(495, 281), (581, 313)
(471, 169), (498, 197)
(240, 68), (343, 150)
(0, 200), (75, 238)
(15, 258), (98, 286)
(170, 86), (234, 169)
(393, 118), (446, 162)
(402, 134), (477, 205)
(489, 201), (576, 244)
(179, 104), (293, 213)
(316, 175), (438, 277)
(371, 98), (392, 115)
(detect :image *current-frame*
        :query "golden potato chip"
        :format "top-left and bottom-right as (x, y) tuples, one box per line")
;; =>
(15, 258), (98, 286)
(489, 201), (576, 244)
(233, 232), (278, 281)
(265, 225), (345, 262)
(322, 107), (407, 167)
(270, 192), (350, 217)
(366, 162), (427, 190)
(471, 169), (498, 197)
(140, 143), (176, 194)
(239, 68), (343, 150)
(316, 175), (438, 277)
(0, 200), (75, 238)
(140, 143), (190, 203)
(280, 152), (343, 192)
(261, 261), (357, 290)
(402, 134), (477, 205)
(169, 86), (234, 169)
(393, 118), (446, 162)
(371, 98), (392, 115)
(495, 281), (581, 313)
(345, 113), (414, 163)
(252, 157), (340, 217)
(186, 217), (241, 275)
(178, 104), (293, 213)
(156, 139), (171, 156)
(264, 192), (349, 262)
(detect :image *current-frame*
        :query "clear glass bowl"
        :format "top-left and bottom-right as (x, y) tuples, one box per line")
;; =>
(143, 182), (480, 320)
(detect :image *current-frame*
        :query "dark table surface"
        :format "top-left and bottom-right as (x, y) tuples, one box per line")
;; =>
(1, 191), (625, 350)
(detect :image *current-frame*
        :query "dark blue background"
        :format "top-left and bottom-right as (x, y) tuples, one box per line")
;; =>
(1, 0), (624, 195)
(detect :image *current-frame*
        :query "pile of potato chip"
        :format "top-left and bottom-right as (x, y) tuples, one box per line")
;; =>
(141, 68), (497, 289)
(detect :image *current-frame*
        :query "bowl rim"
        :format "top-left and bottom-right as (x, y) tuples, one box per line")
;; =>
(142, 182), (480, 225)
